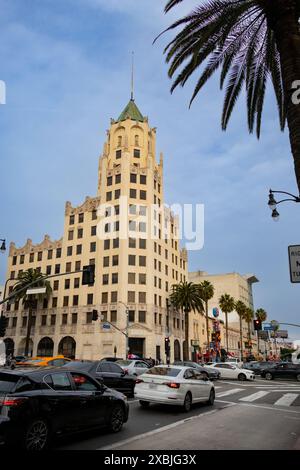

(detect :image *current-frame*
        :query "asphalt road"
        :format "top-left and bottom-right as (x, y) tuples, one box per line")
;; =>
(56, 377), (300, 450)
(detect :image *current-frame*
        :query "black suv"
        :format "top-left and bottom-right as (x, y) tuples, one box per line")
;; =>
(0, 367), (129, 450)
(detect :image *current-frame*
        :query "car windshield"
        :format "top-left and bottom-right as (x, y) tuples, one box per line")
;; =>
(116, 360), (132, 366)
(145, 367), (181, 377)
(0, 373), (20, 393)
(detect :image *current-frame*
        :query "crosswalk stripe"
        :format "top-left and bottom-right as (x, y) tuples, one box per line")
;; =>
(239, 391), (270, 402)
(274, 393), (299, 407)
(216, 388), (243, 397)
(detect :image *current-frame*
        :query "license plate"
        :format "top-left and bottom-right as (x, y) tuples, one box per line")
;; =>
(149, 383), (157, 389)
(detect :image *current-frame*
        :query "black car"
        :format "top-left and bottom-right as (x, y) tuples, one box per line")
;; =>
(0, 367), (129, 450)
(173, 361), (221, 380)
(63, 360), (136, 396)
(261, 363), (300, 381)
(243, 361), (281, 375)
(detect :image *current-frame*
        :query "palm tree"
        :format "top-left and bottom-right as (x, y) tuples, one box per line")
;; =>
(255, 308), (267, 354)
(243, 307), (255, 356)
(270, 319), (280, 358)
(198, 280), (214, 355)
(235, 300), (247, 361)
(159, 1), (300, 192)
(219, 293), (235, 353)
(12, 269), (52, 356)
(170, 281), (204, 360)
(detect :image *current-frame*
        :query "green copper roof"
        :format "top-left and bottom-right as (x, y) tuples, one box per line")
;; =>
(117, 99), (144, 122)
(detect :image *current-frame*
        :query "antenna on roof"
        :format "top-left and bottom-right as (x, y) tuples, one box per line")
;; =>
(131, 51), (134, 101)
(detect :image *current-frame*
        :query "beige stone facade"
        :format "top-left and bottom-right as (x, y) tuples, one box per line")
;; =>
(3, 98), (188, 361)
(189, 271), (260, 355)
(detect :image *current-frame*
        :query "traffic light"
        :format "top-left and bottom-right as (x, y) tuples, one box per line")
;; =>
(165, 337), (170, 355)
(253, 319), (262, 331)
(92, 310), (99, 321)
(82, 265), (95, 286)
(0, 316), (8, 337)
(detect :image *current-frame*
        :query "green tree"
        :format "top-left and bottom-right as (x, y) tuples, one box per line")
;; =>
(199, 280), (215, 356)
(235, 300), (247, 360)
(12, 269), (52, 356)
(243, 307), (255, 354)
(159, 0), (300, 192)
(219, 293), (235, 353)
(255, 308), (267, 354)
(170, 281), (204, 360)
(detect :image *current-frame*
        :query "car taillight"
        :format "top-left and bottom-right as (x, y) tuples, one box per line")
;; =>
(0, 397), (28, 407)
(163, 382), (180, 389)
(135, 379), (144, 384)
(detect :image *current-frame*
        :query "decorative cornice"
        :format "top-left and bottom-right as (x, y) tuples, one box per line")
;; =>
(9, 235), (63, 256)
(65, 195), (101, 216)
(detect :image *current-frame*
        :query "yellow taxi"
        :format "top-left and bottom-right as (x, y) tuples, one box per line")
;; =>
(17, 355), (72, 367)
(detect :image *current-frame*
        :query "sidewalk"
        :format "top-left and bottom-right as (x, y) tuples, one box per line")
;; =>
(102, 403), (300, 450)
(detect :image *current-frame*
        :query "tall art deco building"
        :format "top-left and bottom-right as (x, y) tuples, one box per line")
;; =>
(4, 96), (188, 361)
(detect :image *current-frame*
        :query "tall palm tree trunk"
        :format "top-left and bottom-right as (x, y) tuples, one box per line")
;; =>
(273, 4), (300, 193)
(25, 307), (33, 357)
(248, 322), (251, 355)
(239, 316), (243, 361)
(225, 312), (229, 352)
(205, 300), (209, 357)
(257, 331), (260, 356)
(183, 309), (189, 360)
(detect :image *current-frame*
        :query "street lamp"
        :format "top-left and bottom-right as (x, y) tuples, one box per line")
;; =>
(0, 239), (6, 253)
(118, 301), (129, 359)
(268, 189), (300, 221)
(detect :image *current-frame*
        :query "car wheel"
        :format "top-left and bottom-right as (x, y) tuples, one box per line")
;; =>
(183, 392), (192, 412)
(296, 374), (300, 382)
(139, 400), (150, 409)
(108, 404), (125, 433)
(206, 389), (215, 406)
(23, 418), (50, 451)
(238, 373), (246, 381)
(265, 372), (273, 381)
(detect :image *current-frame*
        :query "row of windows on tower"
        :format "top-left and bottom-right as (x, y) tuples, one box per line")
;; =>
(115, 149), (140, 159)
(69, 211), (97, 225)
(106, 189), (148, 201)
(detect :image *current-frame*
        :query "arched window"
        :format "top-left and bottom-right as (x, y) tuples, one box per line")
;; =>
(37, 337), (54, 357)
(58, 336), (76, 359)
(118, 136), (122, 147)
(135, 135), (139, 146)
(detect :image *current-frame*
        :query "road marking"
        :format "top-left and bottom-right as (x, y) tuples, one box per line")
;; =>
(98, 403), (236, 450)
(274, 394), (299, 407)
(239, 391), (270, 402)
(216, 399), (300, 414)
(216, 388), (243, 398)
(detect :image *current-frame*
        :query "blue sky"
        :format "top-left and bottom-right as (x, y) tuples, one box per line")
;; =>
(0, 0), (299, 341)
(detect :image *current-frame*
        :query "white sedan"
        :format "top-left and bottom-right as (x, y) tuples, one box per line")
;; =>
(206, 362), (255, 381)
(134, 365), (215, 411)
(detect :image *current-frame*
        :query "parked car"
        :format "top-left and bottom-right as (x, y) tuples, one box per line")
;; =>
(225, 358), (244, 368)
(16, 356), (72, 367)
(243, 361), (280, 375)
(135, 365), (215, 411)
(0, 367), (129, 450)
(116, 359), (150, 376)
(173, 361), (220, 380)
(261, 363), (300, 381)
(62, 360), (136, 396)
(206, 362), (255, 381)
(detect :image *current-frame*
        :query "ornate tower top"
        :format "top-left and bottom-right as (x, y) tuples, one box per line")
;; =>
(117, 99), (145, 123)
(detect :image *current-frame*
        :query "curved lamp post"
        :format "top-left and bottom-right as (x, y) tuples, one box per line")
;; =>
(268, 189), (300, 221)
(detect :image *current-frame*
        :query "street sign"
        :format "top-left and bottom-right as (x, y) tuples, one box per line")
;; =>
(288, 245), (300, 283)
(263, 323), (273, 331)
(26, 287), (47, 295)
(258, 330), (269, 340)
(271, 330), (288, 339)
(102, 323), (111, 330)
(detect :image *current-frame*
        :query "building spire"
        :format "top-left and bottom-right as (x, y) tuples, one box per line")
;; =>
(131, 51), (134, 101)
